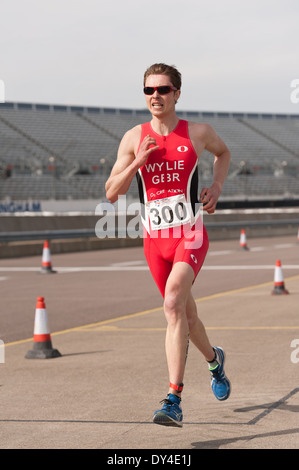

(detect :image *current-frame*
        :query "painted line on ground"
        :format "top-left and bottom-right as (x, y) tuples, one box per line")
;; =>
(0, 265), (298, 272)
(76, 325), (299, 332)
(5, 274), (299, 348)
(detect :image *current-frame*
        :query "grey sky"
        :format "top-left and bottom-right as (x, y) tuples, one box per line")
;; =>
(1, 0), (298, 114)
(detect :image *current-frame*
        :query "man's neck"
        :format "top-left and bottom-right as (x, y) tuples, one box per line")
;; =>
(150, 114), (179, 136)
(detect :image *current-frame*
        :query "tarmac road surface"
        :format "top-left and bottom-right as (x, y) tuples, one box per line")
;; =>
(0, 234), (299, 450)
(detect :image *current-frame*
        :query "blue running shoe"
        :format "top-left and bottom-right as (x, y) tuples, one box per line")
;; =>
(210, 347), (231, 401)
(153, 393), (183, 427)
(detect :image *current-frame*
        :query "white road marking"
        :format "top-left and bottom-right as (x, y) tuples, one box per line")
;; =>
(208, 250), (233, 256)
(0, 265), (298, 272)
(203, 265), (299, 270)
(274, 244), (294, 249)
(110, 260), (146, 267)
(0, 241), (297, 272)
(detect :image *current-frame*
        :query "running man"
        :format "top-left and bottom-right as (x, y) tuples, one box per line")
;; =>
(105, 63), (231, 427)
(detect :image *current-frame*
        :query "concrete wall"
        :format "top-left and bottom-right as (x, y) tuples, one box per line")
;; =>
(0, 209), (298, 258)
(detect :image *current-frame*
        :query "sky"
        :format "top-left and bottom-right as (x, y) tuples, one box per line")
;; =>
(1, 0), (299, 114)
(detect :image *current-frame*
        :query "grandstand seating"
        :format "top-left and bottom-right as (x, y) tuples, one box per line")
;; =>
(0, 102), (298, 202)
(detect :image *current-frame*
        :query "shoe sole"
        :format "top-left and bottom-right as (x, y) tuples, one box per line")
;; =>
(153, 412), (183, 428)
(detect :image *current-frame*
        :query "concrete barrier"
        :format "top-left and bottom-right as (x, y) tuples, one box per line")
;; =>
(0, 209), (298, 258)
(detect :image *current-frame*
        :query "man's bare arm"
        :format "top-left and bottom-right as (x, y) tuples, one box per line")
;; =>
(200, 124), (231, 214)
(105, 128), (159, 203)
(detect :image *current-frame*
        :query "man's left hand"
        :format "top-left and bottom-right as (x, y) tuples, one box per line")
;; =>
(200, 183), (222, 214)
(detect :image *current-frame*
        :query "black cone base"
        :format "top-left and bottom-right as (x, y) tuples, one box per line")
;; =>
(25, 340), (61, 359)
(271, 285), (289, 295)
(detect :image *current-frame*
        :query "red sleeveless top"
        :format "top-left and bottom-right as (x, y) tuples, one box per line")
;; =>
(136, 120), (200, 231)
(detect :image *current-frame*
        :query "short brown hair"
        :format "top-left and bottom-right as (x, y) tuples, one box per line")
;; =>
(143, 63), (181, 90)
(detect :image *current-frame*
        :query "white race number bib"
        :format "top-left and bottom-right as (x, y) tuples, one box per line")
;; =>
(146, 194), (192, 231)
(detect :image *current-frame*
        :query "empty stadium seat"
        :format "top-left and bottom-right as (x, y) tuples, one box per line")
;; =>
(0, 102), (298, 201)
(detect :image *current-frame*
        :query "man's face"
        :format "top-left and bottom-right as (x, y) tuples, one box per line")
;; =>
(144, 74), (180, 117)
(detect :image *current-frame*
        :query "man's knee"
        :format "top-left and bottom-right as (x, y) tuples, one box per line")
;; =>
(164, 291), (186, 323)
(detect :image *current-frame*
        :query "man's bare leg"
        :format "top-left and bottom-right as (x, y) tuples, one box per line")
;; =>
(162, 262), (215, 395)
(153, 262), (230, 426)
(185, 293), (215, 361)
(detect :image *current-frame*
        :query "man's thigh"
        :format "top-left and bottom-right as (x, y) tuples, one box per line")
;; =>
(164, 262), (194, 301)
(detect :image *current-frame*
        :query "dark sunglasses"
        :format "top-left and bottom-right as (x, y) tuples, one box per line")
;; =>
(143, 86), (178, 95)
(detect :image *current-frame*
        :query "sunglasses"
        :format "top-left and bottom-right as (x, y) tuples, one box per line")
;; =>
(143, 86), (178, 95)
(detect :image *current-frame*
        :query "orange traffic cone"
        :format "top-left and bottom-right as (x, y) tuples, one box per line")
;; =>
(40, 240), (56, 274)
(240, 228), (249, 250)
(271, 260), (289, 295)
(25, 297), (61, 359)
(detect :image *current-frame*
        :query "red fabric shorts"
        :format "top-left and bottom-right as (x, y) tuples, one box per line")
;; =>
(143, 223), (209, 298)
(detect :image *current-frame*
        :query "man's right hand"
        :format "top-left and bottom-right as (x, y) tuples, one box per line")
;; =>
(136, 134), (159, 167)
